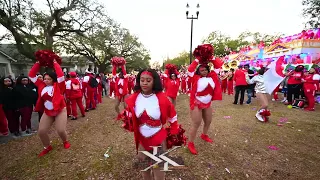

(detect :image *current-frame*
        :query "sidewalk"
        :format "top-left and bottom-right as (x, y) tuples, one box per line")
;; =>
(0, 112), (39, 144)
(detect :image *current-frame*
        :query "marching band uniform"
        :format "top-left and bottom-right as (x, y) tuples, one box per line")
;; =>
(65, 72), (85, 119)
(303, 73), (320, 111)
(82, 71), (96, 111)
(96, 76), (103, 104)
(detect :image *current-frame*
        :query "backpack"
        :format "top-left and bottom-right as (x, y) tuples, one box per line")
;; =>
(89, 77), (98, 88)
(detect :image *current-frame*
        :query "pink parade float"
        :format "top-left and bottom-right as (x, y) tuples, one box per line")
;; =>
(223, 28), (320, 70)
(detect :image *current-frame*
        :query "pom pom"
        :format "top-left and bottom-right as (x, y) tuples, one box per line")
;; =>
(120, 110), (133, 132)
(166, 125), (187, 149)
(165, 64), (177, 71)
(34, 50), (62, 68)
(111, 57), (126, 66)
(193, 44), (214, 64)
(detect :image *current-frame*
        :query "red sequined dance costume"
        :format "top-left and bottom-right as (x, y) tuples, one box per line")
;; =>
(112, 65), (128, 101)
(303, 73), (320, 111)
(181, 73), (187, 94)
(187, 59), (222, 110)
(163, 70), (180, 101)
(29, 62), (66, 117)
(124, 91), (179, 152)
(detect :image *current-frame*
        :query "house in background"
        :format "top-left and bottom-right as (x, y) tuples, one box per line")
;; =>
(0, 49), (16, 78)
(0, 44), (94, 78)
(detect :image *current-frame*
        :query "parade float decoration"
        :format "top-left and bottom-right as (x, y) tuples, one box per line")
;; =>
(224, 28), (320, 70)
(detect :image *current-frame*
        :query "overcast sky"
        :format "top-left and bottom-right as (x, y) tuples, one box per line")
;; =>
(102, 0), (305, 64)
(0, 0), (306, 64)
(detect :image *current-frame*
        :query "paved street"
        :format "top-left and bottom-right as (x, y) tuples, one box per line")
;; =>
(0, 112), (39, 144)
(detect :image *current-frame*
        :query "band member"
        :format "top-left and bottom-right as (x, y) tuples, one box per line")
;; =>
(109, 74), (115, 98)
(187, 44), (223, 155)
(227, 68), (234, 95)
(66, 72), (85, 120)
(163, 64), (180, 106)
(112, 64), (129, 120)
(180, 72), (188, 94)
(96, 74), (103, 104)
(82, 69), (98, 111)
(220, 71), (228, 93)
(128, 74), (135, 94)
(29, 59), (70, 157)
(302, 68), (320, 111)
(122, 69), (180, 180)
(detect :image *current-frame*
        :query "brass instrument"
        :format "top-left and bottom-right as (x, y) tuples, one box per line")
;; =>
(222, 62), (231, 71)
(228, 60), (240, 69)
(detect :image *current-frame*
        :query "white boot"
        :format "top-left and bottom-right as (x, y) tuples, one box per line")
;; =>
(255, 110), (264, 122)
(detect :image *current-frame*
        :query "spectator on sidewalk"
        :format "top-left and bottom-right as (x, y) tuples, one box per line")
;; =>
(0, 76), (19, 137)
(15, 76), (37, 136)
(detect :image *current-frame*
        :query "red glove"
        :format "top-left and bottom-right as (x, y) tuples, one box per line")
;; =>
(170, 121), (179, 135)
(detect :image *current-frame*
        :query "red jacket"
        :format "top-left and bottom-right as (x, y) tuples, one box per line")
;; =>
(287, 71), (303, 85)
(29, 62), (66, 112)
(234, 69), (248, 86)
(303, 74), (320, 91)
(66, 78), (83, 99)
(82, 74), (95, 94)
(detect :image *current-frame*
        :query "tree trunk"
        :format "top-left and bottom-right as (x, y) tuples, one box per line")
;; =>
(97, 63), (107, 73)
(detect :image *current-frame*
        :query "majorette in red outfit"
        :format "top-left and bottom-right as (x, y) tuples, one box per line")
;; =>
(302, 68), (320, 111)
(82, 69), (96, 111)
(128, 74), (135, 94)
(163, 64), (180, 106)
(111, 57), (129, 120)
(65, 72), (85, 120)
(96, 75), (103, 104)
(180, 73), (188, 94)
(187, 44), (223, 155)
(120, 69), (186, 179)
(112, 65), (129, 101)
(29, 51), (70, 157)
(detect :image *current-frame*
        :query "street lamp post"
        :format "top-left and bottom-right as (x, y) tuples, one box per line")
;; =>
(186, 3), (199, 64)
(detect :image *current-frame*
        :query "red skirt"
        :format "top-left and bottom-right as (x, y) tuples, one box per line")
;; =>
(191, 98), (211, 110)
(139, 128), (167, 151)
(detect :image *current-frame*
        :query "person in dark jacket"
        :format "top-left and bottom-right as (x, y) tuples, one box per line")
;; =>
(246, 68), (256, 104)
(15, 76), (37, 136)
(0, 76), (19, 137)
